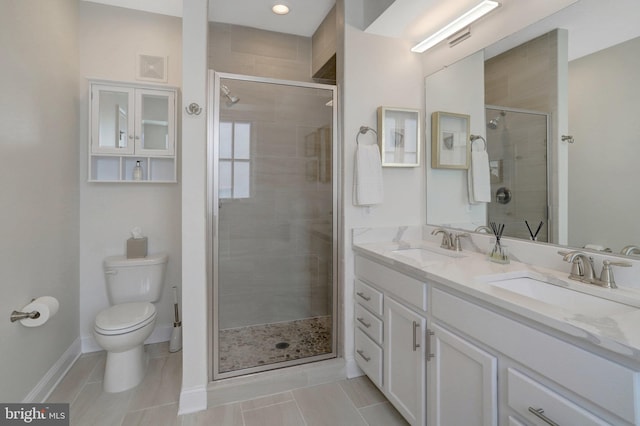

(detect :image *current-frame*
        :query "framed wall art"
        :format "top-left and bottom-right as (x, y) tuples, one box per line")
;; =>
(377, 106), (420, 167)
(431, 111), (470, 169)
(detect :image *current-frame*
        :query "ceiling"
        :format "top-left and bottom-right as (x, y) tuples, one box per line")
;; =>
(82, 0), (335, 37)
(83, 0), (639, 59)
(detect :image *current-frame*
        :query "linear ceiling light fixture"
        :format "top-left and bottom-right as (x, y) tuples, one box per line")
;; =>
(411, 0), (500, 53)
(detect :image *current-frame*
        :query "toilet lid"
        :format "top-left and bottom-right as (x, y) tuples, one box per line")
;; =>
(95, 302), (156, 335)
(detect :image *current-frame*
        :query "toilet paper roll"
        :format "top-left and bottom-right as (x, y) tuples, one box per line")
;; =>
(19, 296), (59, 327)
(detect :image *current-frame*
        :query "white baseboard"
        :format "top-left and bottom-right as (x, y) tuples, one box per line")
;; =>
(345, 356), (363, 379)
(81, 324), (173, 353)
(23, 338), (82, 403)
(178, 385), (208, 415)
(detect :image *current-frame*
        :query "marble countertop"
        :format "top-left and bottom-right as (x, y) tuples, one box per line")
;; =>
(353, 239), (640, 364)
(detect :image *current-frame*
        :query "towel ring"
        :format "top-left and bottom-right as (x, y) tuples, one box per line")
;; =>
(470, 134), (487, 151)
(356, 126), (377, 145)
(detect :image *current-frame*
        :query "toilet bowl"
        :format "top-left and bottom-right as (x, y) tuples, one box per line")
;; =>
(94, 252), (168, 393)
(94, 302), (157, 393)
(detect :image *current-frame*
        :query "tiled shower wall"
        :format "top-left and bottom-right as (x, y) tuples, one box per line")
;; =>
(484, 30), (559, 242)
(208, 22), (314, 83)
(208, 24), (333, 329)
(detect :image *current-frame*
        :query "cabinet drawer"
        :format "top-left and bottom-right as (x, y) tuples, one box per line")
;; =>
(355, 303), (383, 344)
(355, 328), (383, 388)
(355, 279), (383, 316)
(508, 368), (609, 426)
(355, 255), (427, 311)
(432, 288), (638, 424)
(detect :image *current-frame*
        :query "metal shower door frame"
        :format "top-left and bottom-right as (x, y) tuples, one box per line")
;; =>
(207, 71), (339, 381)
(485, 105), (552, 241)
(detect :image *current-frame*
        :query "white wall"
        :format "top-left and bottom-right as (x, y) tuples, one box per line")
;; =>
(0, 0), (80, 401)
(341, 0), (424, 376)
(425, 51), (487, 229)
(179, 0), (209, 415)
(78, 2), (183, 350)
(568, 36), (640, 251)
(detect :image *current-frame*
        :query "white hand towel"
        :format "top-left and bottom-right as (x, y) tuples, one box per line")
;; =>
(354, 144), (384, 206)
(468, 147), (491, 204)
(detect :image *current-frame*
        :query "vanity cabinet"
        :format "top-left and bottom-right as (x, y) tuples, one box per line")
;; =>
(429, 323), (497, 426)
(432, 287), (639, 426)
(89, 80), (178, 182)
(354, 255), (428, 426)
(353, 251), (640, 426)
(384, 296), (426, 425)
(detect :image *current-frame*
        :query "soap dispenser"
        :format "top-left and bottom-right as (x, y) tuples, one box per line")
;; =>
(132, 160), (143, 181)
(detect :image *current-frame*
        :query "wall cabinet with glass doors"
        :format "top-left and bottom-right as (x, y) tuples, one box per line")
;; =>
(88, 80), (178, 182)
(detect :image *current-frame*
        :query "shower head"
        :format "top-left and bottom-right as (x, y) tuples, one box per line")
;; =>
(221, 84), (240, 106)
(487, 111), (506, 129)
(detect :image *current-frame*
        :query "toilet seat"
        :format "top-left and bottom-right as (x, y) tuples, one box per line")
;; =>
(95, 302), (156, 336)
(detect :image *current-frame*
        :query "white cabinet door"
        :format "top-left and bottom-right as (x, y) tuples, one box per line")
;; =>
(91, 84), (135, 155)
(384, 296), (426, 426)
(429, 323), (497, 426)
(134, 88), (175, 156)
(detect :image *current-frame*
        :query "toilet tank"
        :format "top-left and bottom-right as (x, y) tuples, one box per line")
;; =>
(103, 253), (168, 305)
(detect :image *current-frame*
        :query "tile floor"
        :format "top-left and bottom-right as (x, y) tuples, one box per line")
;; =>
(47, 342), (408, 426)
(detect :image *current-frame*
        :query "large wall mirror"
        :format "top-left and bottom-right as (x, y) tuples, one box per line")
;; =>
(426, 0), (640, 258)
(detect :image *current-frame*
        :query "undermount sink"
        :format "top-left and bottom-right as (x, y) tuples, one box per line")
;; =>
(479, 272), (636, 317)
(391, 247), (466, 263)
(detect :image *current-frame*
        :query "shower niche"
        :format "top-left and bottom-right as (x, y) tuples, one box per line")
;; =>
(88, 80), (178, 183)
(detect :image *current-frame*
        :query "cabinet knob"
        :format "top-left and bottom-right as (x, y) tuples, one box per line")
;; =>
(135, 136), (140, 140)
(128, 135), (133, 140)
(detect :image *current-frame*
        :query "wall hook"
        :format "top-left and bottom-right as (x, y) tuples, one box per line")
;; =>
(185, 102), (202, 116)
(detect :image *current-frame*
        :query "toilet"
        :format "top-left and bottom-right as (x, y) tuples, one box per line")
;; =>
(94, 253), (168, 393)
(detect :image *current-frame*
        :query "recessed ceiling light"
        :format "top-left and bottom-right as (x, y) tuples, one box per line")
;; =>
(272, 4), (290, 15)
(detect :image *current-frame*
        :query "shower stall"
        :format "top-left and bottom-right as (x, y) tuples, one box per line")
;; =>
(208, 72), (338, 380)
(485, 106), (550, 242)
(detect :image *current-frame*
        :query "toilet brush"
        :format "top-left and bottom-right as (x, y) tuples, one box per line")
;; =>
(169, 286), (182, 353)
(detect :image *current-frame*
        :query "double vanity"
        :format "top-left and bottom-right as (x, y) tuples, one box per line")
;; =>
(352, 226), (640, 426)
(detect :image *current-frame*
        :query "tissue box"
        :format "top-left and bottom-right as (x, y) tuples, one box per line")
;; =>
(127, 237), (148, 259)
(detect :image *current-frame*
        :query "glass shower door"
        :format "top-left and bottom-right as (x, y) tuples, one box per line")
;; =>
(211, 74), (337, 379)
(485, 106), (549, 242)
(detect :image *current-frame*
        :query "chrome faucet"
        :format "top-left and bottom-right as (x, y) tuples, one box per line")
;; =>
(621, 245), (640, 256)
(561, 251), (597, 283)
(431, 228), (453, 250)
(474, 225), (493, 234)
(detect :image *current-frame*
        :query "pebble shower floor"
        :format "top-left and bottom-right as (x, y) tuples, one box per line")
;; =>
(218, 316), (332, 373)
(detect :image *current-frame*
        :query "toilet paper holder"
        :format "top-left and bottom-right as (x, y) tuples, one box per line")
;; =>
(10, 298), (40, 322)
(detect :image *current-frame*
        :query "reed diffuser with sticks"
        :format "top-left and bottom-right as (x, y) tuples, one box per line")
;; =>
(488, 222), (509, 264)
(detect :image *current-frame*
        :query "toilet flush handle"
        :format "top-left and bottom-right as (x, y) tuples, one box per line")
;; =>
(104, 269), (118, 275)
